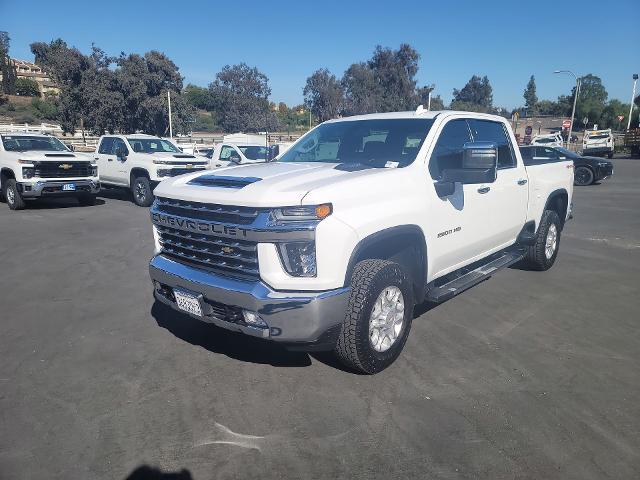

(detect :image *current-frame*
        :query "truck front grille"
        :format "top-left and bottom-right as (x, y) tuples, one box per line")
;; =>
(165, 167), (207, 177)
(155, 196), (260, 225)
(34, 161), (92, 178)
(156, 225), (259, 279)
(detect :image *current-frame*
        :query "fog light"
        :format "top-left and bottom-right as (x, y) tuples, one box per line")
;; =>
(242, 310), (267, 327)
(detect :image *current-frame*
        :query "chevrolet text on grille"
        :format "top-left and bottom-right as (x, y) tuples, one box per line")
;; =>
(151, 212), (249, 237)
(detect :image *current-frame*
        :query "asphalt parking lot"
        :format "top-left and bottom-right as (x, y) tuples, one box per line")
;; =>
(1, 157), (639, 480)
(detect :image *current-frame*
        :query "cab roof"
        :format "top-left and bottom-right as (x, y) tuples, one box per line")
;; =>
(323, 109), (509, 124)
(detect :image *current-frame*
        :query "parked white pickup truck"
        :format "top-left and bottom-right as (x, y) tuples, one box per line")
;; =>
(148, 110), (574, 373)
(582, 129), (614, 158)
(205, 143), (270, 168)
(94, 134), (209, 206)
(0, 133), (100, 210)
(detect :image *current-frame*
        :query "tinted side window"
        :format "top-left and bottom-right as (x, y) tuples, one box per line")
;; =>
(111, 138), (129, 156)
(429, 119), (472, 179)
(98, 137), (114, 154)
(469, 119), (516, 169)
(219, 145), (236, 160)
(537, 147), (559, 159)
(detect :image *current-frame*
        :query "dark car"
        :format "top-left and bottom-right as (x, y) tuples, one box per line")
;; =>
(519, 145), (613, 186)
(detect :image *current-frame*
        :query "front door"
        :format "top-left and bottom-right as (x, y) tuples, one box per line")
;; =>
(96, 137), (118, 183)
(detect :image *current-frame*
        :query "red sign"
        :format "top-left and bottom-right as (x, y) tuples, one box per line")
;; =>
(617, 115), (625, 122)
(562, 119), (572, 129)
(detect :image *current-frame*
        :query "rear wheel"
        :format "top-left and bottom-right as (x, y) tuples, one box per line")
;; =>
(574, 166), (594, 186)
(335, 259), (414, 374)
(4, 179), (26, 210)
(131, 176), (153, 207)
(522, 210), (561, 271)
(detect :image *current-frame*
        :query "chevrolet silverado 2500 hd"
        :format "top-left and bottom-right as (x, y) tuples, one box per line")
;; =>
(148, 110), (574, 374)
(95, 134), (209, 206)
(0, 133), (100, 210)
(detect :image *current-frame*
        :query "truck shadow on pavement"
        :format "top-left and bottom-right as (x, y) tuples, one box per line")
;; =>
(125, 465), (193, 480)
(18, 197), (106, 209)
(151, 302), (313, 368)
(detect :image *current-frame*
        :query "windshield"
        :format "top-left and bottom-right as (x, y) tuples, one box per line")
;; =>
(1, 135), (69, 152)
(126, 138), (180, 154)
(279, 119), (434, 167)
(586, 134), (610, 140)
(238, 145), (268, 160)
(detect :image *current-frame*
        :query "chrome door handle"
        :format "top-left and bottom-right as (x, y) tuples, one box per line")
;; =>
(477, 186), (490, 194)
(108, 158), (113, 162)
(517, 179), (528, 185)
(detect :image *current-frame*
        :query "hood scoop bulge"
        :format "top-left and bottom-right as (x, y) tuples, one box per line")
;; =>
(173, 154), (197, 159)
(44, 153), (76, 157)
(187, 175), (262, 189)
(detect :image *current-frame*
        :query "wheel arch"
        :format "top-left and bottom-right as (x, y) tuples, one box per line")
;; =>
(344, 225), (428, 303)
(543, 188), (569, 230)
(1, 167), (16, 187)
(129, 167), (150, 187)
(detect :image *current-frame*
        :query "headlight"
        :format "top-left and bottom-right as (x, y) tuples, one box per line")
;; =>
(90, 165), (98, 176)
(277, 242), (317, 277)
(22, 167), (34, 179)
(156, 168), (170, 177)
(272, 204), (332, 221)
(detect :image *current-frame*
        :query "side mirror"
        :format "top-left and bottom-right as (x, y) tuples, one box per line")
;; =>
(229, 154), (241, 164)
(68, 144), (75, 152)
(435, 142), (498, 197)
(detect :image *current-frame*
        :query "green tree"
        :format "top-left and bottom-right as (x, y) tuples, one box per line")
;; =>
(523, 75), (537, 115)
(451, 75), (493, 109)
(0, 32), (17, 95)
(303, 68), (344, 122)
(209, 63), (280, 133)
(573, 74), (608, 128)
(342, 62), (379, 115)
(184, 84), (215, 110)
(15, 78), (41, 97)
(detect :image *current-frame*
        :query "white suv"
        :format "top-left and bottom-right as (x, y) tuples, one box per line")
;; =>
(94, 134), (209, 206)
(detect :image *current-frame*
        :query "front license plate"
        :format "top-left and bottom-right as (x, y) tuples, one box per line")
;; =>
(174, 288), (203, 317)
(62, 183), (76, 191)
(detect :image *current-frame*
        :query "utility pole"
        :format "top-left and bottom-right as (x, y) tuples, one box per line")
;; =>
(427, 91), (432, 111)
(554, 70), (580, 148)
(167, 90), (173, 139)
(627, 74), (638, 130)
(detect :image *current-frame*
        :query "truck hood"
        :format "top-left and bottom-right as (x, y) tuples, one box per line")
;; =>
(10, 151), (93, 161)
(153, 161), (392, 207)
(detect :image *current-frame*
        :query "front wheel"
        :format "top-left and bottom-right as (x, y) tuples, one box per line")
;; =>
(335, 259), (414, 374)
(522, 210), (561, 271)
(574, 166), (594, 186)
(131, 176), (153, 207)
(4, 179), (26, 210)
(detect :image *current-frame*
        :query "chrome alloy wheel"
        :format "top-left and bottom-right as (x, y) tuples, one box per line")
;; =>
(545, 223), (558, 259)
(369, 286), (405, 353)
(6, 186), (15, 205)
(135, 181), (147, 202)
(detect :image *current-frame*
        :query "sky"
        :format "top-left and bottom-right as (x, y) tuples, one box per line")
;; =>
(1, 0), (638, 109)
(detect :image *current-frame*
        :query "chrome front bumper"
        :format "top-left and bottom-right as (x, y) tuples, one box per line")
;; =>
(149, 255), (350, 345)
(18, 179), (100, 198)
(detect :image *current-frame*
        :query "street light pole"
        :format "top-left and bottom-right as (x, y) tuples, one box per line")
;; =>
(554, 70), (580, 149)
(627, 74), (638, 131)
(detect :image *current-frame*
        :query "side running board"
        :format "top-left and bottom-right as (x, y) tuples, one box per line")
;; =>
(426, 249), (526, 303)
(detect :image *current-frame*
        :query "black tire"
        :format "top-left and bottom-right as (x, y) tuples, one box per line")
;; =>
(574, 166), (594, 186)
(131, 176), (153, 207)
(335, 259), (414, 374)
(77, 194), (96, 206)
(522, 210), (561, 271)
(4, 179), (26, 210)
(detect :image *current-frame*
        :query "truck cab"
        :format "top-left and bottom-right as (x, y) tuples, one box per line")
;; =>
(206, 143), (270, 168)
(0, 132), (100, 210)
(94, 134), (209, 206)
(148, 110), (574, 373)
(583, 129), (614, 158)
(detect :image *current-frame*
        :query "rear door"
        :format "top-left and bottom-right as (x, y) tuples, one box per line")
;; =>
(468, 119), (528, 249)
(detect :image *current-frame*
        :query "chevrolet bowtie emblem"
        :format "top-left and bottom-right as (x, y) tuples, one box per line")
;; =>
(221, 246), (234, 254)
(59, 163), (73, 170)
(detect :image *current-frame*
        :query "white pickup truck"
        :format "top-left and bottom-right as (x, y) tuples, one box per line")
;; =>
(582, 129), (614, 158)
(148, 110), (574, 373)
(94, 134), (209, 206)
(205, 143), (270, 168)
(0, 132), (100, 210)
